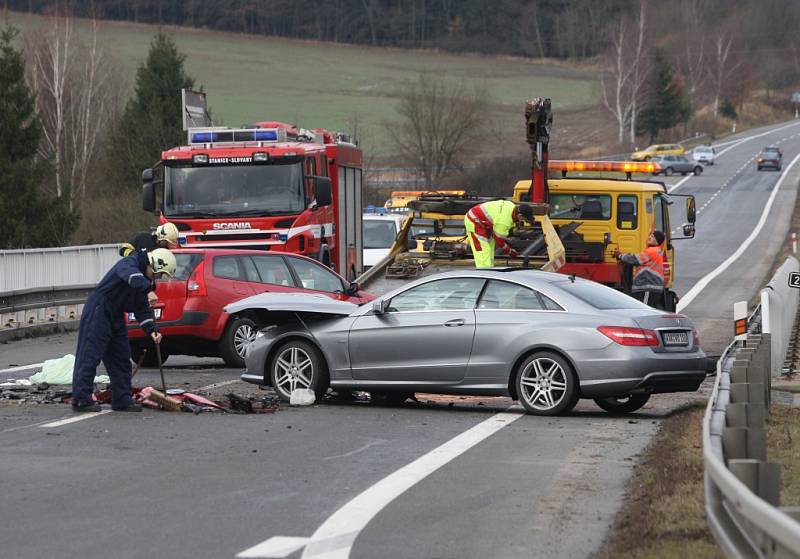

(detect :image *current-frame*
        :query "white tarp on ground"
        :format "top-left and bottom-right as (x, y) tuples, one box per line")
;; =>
(28, 354), (110, 385)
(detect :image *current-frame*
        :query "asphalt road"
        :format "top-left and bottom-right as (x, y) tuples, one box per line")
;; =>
(2, 119), (800, 559)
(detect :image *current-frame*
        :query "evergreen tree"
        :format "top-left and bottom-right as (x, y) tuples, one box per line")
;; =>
(113, 32), (196, 189)
(637, 49), (692, 143)
(0, 26), (67, 248)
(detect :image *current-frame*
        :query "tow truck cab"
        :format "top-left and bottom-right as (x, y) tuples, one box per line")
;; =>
(512, 175), (696, 297)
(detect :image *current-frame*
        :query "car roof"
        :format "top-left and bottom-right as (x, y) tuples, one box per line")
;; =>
(173, 248), (319, 262)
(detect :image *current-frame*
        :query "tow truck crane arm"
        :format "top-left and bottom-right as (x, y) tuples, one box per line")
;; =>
(521, 97), (565, 271)
(525, 97), (553, 209)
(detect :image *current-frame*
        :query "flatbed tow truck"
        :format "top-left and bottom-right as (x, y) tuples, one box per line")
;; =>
(356, 97), (697, 310)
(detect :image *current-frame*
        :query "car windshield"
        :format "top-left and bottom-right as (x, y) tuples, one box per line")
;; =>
(363, 220), (398, 249)
(164, 162), (305, 218)
(761, 152), (779, 160)
(695, 146), (712, 153)
(555, 279), (648, 309)
(644, 145), (657, 151)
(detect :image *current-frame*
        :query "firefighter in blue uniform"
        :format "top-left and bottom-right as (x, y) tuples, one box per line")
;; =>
(71, 248), (177, 412)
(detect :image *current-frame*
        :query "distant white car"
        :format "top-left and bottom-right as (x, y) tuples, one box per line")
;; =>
(363, 212), (406, 268)
(692, 145), (716, 165)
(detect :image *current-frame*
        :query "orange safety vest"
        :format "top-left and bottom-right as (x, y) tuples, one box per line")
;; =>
(632, 246), (666, 291)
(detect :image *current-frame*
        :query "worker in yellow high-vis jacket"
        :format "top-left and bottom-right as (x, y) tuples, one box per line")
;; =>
(464, 200), (531, 268)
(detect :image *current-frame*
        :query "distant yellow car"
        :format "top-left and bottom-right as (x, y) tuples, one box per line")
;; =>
(631, 143), (685, 161)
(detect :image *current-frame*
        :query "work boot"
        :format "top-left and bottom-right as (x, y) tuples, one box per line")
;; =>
(112, 403), (143, 412)
(72, 402), (102, 413)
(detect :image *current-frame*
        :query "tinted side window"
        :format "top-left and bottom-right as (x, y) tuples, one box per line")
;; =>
(251, 256), (294, 286)
(240, 256), (261, 282)
(389, 278), (485, 312)
(478, 280), (544, 310)
(288, 257), (344, 293)
(213, 255), (242, 280)
(617, 195), (638, 230)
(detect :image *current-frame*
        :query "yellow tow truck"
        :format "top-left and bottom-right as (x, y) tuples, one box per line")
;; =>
(357, 98), (697, 311)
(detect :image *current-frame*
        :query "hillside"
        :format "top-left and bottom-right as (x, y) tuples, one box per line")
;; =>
(6, 10), (599, 156)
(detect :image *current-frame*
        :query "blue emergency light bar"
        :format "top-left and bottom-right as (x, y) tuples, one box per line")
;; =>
(188, 127), (285, 145)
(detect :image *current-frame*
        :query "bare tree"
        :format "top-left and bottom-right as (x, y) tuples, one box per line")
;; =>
(387, 74), (489, 188)
(27, 15), (117, 209)
(599, 0), (649, 145)
(708, 31), (739, 118)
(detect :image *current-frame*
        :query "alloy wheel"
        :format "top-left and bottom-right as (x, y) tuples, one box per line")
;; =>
(273, 346), (314, 396)
(234, 323), (257, 357)
(518, 357), (568, 411)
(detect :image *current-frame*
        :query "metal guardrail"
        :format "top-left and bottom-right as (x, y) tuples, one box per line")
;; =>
(703, 258), (800, 557)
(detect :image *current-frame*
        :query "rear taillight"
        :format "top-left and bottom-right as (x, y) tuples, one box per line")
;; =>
(598, 326), (659, 347)
(187, 260), (206, 297)
(693, 329), (700, 347)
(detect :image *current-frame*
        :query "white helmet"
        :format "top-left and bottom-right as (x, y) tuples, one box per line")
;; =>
(148, 248), (176, 277)
(155, 222), (179, 247)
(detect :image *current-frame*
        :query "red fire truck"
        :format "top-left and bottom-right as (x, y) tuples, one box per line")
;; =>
(142, 92), (364, 278)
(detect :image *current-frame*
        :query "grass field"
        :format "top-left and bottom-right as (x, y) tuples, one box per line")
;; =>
(5, 11), (598, 154)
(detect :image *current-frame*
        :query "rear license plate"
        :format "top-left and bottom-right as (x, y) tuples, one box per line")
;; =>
(662, 331), (689, 346)
(128, 308), (161, 321)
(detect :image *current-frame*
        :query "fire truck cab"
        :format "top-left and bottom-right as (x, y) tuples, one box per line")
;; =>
(143, 117), (364, 279)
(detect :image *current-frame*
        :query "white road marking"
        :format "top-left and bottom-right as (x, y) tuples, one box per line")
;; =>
(677, 152), (800, 312)
(238, 409), (524, 559)
(668, 120), (800, 194)
(0, 363), (44, 375)
(237, 537), (311, 558)
(39, 409), (112, 428)
(197, 379), (241, 391)
(299, 409), (523, 558)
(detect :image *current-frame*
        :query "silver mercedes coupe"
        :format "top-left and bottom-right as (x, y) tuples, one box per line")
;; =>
(229, 269), (708, 416)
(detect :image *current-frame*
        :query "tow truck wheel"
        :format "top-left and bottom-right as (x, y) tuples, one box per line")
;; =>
(269, 339), (329, 402)
(515, 351), (578, 416)
(593, 394), (650, 414)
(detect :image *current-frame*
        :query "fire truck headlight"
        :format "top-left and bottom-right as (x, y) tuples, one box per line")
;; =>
(253, 152), (268, 162)
(193, 154), (209, 165)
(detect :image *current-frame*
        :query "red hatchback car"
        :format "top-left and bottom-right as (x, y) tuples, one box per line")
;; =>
(127, 249), (374, 367)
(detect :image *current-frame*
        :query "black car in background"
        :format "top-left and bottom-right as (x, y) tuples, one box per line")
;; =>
(757, 147), (782, 171)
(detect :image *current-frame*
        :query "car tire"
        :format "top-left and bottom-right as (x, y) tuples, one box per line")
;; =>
(693, 166), (703, 176)
(370, 392), (415, 405)
(664, 167), (674, 176)
(757, 166), (762, 171)
(219, 316), (258, 368)
(515, 351), (579, 416)
(269, 339), (329, 402)
(130, 344), (168, 368)
(593, 394), (651, 414)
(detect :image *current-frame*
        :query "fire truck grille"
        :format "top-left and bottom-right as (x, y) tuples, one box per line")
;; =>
(191, 233), (281, 242)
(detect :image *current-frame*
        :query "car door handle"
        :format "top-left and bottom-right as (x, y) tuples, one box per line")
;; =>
(443, 319), (465, 327)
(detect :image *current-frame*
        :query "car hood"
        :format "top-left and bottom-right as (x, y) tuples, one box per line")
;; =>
(225, 292), (359, 316)
(631, 150), (649, 158)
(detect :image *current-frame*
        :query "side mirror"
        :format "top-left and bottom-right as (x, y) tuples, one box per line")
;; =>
(372, 299), (390, 315)
(686, 196), (696, 224)
(142, 168), (154, 183)
(142, 182), (156, 213)
(314, 177), (332, 207)
(682, 224), (696, 238)
(345, 281), (360, 296)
